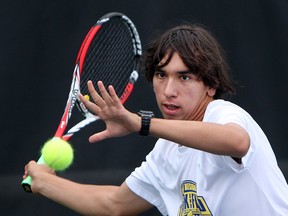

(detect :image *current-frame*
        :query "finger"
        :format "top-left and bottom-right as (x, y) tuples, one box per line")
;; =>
(24, 160), (36, 176)
(23, 165), (28, 179)
(108, 85), (123, 109)
(97, 81), (114, 106)
(87, 81), (106, 108)
(79, 93), (101, 114)
(24, 167), (28, 176)
(28, 160), (37, 167)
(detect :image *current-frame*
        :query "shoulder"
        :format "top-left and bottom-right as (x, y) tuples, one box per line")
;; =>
(205, 99), (245, 114)
(204, 99), (252, 126)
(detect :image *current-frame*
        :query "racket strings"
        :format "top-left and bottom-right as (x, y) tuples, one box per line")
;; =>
(80, 17), (137, 99)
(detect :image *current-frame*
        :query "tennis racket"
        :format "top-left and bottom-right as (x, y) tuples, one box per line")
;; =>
(22, 12), (142, 192)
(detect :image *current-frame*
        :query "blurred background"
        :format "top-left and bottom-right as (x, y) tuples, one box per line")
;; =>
(1, 0), (287, 215)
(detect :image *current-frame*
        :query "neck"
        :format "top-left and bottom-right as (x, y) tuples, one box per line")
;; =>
(191, 95), (213, 121)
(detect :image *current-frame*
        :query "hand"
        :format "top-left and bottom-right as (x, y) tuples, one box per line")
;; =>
(23, 161), (56, 193)
(80, 81), (141, 143)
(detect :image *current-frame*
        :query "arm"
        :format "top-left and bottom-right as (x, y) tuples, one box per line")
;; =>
(81, 81), (250, 158)
(24, 161), (153, 216)
(150, 119), (250, 158)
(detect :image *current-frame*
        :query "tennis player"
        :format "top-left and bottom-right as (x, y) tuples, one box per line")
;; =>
(23, 24), (288, 215)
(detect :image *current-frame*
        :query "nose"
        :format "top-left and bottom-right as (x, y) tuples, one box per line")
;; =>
(164, 79), (177, 98)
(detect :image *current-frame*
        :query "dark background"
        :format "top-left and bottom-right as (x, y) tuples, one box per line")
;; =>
(1, 0), (287, 215)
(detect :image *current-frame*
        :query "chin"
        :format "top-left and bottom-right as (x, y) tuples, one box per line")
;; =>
(163, 114), (179, 120)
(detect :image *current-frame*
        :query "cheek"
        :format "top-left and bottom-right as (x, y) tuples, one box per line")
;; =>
(184, 86), (205, 103)
(153, 83), (164, 104)
(152, 80), (161, 94)
(153, 86), (162, 103)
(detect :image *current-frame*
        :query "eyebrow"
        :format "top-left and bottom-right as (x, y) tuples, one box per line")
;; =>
(177, 70), (194, 75)
(155, 66), (193, 74)
(155, 69), (194, 75)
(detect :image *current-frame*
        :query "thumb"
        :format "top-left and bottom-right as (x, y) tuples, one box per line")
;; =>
(88, 130), (111, 143)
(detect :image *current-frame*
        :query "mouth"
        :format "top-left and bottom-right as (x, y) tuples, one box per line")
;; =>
(164, 104), (179, 110)
(162, 103), (180, 116)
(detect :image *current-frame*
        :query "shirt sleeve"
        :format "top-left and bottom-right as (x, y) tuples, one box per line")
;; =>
(125, 143), (168, 215)
(126, 173), (167, 215)
(204, 101), (256, 171)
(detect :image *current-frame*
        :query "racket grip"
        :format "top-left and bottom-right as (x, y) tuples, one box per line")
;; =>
(21, 156), (45, 193)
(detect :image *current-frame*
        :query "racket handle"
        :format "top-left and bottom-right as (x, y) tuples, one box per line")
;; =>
(21, 156), (45, 193)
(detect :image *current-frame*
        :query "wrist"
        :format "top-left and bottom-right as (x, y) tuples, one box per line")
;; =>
(137, 110), (154, 136)
(30, 165), (56, 193)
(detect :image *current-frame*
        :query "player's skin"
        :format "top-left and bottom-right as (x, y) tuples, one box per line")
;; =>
(23, 51), (250, 216)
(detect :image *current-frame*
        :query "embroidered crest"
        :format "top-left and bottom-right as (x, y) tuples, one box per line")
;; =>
(178, 180), (212, 216)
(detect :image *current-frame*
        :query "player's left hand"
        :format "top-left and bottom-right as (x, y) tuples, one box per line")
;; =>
(80, 80), (140, 143)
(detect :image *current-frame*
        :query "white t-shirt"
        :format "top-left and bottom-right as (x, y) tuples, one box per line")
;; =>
(126, 100), (288, 216)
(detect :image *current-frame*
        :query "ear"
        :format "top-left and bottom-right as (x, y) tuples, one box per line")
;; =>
(207, 87), (216, 97)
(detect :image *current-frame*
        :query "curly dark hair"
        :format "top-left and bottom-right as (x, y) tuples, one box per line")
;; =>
(144, 24), (236, 99)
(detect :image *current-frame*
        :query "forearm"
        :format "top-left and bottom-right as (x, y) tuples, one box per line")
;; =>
(149, 118), (250, 158)
(33, 173), (118, 216)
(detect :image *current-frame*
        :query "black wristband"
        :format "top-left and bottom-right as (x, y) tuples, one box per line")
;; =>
(137, 110), (154, 136)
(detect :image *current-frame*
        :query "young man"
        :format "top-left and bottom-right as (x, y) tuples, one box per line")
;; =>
(23, 24), (288, 215)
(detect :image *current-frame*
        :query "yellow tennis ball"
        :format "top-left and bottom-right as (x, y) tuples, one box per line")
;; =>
(84, 94), (90, 101)
(41, 138), (74, 171)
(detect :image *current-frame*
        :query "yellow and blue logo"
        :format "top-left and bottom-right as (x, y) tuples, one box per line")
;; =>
(178, 180), (212, 216)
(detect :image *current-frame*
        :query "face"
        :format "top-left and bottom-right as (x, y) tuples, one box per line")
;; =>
(153, 52), (215, 120)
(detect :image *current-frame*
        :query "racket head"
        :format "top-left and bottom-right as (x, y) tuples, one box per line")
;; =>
(76, 12), (142, 114)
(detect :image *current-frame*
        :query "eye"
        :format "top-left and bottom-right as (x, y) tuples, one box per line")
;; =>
(180, 74), (191, 81)
(154, 71), (166, 79)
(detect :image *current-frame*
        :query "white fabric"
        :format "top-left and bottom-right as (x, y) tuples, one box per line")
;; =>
(126, 100), (288, 216)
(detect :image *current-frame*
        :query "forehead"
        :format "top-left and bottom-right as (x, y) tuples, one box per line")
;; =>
(158, 52), (189, 71)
